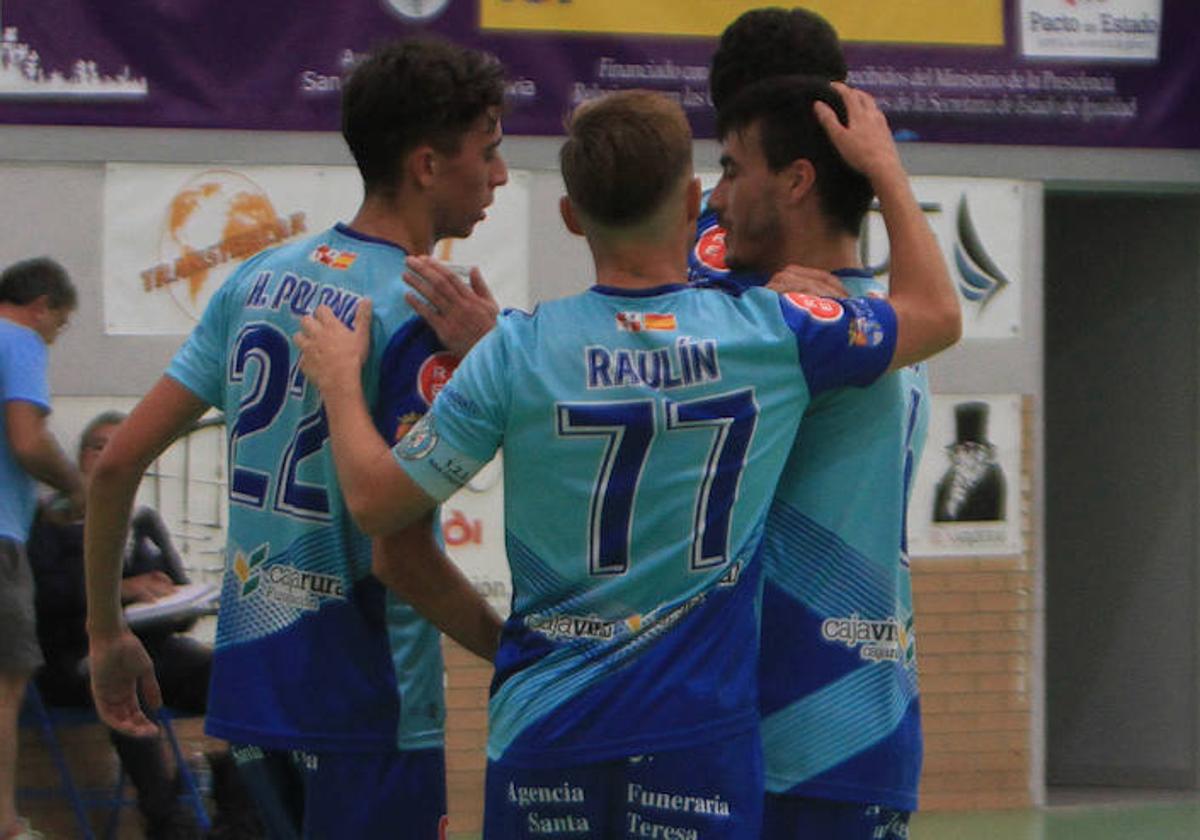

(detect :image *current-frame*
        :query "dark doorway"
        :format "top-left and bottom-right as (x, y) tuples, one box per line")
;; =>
(1045, 193), (1200, 788)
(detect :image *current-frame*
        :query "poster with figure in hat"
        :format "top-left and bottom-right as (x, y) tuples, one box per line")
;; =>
(908, 394), (1023, 557)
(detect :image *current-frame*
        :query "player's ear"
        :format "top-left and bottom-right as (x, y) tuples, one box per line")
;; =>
(29, 294), (52, 318)
(408, 145), (438, 189)
(559, 196), (585, 237)
(784, 158), (817, 206)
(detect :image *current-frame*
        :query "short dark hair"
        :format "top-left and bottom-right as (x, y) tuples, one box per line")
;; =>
(341, 38), (506, 195)
(717, 76), (873, 236)
(79, 410), (127, 460)
(560, 91), (693, 230)
(0, 257), (77, 310)
(710, 7), (846, 111)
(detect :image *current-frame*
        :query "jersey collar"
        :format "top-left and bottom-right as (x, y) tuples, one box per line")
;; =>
(333, 223), (409, 255)
(590, 283), (691, 298)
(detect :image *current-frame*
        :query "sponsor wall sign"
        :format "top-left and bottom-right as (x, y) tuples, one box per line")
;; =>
(0, 0), (1195, 148)
(102, 164), (530, 334)
(1020, 0), (1163, 61)
(908, 394), (1024, 557)
(103, 165), (360, 335)
(863, 177), (1026, 340)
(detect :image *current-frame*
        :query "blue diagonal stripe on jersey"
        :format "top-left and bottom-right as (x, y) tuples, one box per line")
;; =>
(487, 640), (613, 759)
(761, 661), (917, 787)
(763, 498), (892, 618)
(488, 554), (739, 759)
(506, 533), (568, 614)
(506, 532), (596, 616)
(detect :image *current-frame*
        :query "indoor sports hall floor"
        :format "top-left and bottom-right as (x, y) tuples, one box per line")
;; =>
(448, 791), (1200, 839)
(912, 792), (1200, 840)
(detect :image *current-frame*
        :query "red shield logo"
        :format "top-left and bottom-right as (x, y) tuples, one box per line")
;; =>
(693, 224), (729, 273)
(417, 352), (459, 405)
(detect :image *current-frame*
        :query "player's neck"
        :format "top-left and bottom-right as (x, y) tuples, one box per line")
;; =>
(346, 194), (433, 255)
(776, 227), (861, 275)
(592, 247), (689, 291)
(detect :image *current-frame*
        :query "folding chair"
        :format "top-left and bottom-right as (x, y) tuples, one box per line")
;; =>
(18, 681), (113, 840)
(19, 683), (211, 839)
(155, 707), (211, 834)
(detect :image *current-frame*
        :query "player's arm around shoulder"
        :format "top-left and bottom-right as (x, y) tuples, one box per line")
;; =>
(818, 83), (961, 371)
(296, 300), (436, 537)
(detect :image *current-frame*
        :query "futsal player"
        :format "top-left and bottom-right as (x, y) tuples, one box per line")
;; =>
(686, 9), (936, 837)
(295, 85), (957, 838)
(84, 38), (507, 838)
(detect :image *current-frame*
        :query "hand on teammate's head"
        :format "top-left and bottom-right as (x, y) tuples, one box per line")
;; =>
(814, 83), (903, 183)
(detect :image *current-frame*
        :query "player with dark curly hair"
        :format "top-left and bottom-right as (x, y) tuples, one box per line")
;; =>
(691, 10), (940, 840)
(708, 6), (847, 111)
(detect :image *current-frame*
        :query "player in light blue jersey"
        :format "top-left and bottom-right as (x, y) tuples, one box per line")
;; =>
(685, 11), (942, 836)
(296, 88), (957, 839)
(85, 38), (507, 839)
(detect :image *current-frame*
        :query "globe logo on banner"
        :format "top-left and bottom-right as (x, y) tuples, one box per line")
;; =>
(384, 0), (452, 22)
(140, 170), (307, 322)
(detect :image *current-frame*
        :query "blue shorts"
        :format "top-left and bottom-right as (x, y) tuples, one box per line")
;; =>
(484, 730), (763, 839)
(231, 743), (447, 840)
(762, 795), (910, 840)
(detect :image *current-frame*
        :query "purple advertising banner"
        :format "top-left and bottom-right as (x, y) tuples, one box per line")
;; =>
(0, 0), (1196, 148)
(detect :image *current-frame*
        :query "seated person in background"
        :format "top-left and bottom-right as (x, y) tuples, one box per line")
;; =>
(27, 410), (259, 840)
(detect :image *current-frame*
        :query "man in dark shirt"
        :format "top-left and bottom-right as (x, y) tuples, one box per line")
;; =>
(28, 411), (252, 840)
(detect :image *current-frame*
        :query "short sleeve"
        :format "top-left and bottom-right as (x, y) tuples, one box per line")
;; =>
(778, 292), (898, 397)
(166, 278), (234, 406)
(392, 320), (512, 502)
(0, 327), (50, 412)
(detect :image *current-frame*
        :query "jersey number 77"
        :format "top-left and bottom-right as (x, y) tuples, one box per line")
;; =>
(557, 388), (758, 577)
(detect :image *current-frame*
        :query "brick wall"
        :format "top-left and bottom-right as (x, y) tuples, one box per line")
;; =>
(911, 555), (1035, 809)
(911, 395), (1038, 810)
(445, 641), (492, 838)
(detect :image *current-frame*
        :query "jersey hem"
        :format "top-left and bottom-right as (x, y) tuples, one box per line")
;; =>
(766, 778), (918, 813)
(397, 729), (447, 752)
(488, 709), (758, 769)
(205, 717), (445, 754)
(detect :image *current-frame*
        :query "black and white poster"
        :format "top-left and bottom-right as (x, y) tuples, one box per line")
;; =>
(908, 394), (1024, 557)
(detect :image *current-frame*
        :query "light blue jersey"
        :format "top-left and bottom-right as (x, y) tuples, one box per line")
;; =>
(395, 280), (897, 767)
(757, 271), (929, 811)
(692, 199), (930, 810)
(0, 318), (50, 543)
(168, 224), (445, 753)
